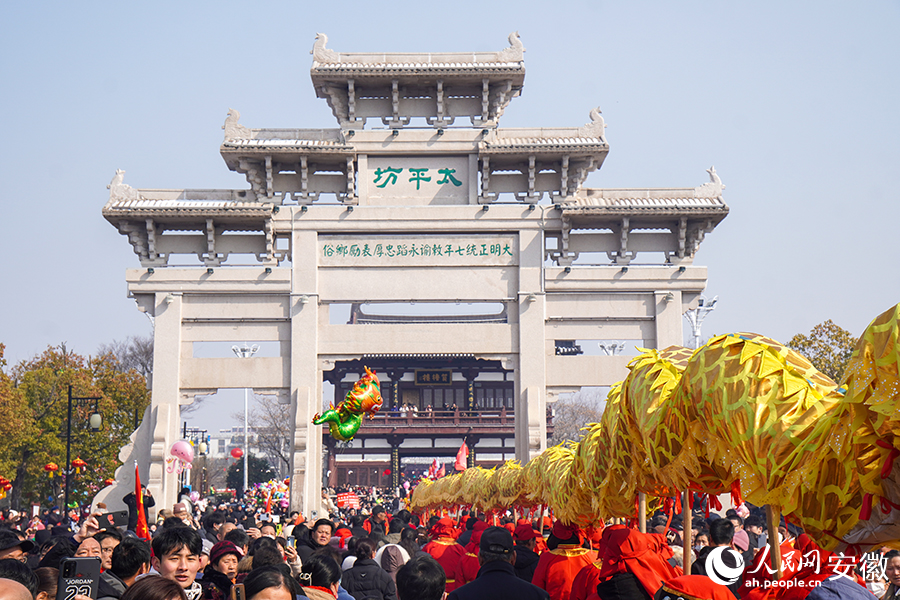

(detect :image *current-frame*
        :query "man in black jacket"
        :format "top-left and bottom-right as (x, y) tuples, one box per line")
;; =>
(512, 524), (540, 582)
(692, 518), (741, 598)
(448, 527), (549, 600)
(342, 538), (398, 600)
(98, 537), (151, 600)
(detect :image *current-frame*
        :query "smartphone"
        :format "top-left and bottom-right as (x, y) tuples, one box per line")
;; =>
(231, 583), (246, 600)
(286, 535), (295, 548)
(96, 510), (129, 530)
(56, 557), (101, 600)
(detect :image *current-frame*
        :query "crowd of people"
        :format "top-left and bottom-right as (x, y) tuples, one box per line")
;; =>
(0, 492), (897, 600)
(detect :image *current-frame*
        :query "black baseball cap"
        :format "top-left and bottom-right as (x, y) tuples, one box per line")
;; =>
(480, 526), (514, 555)
(0, 530), (34, 553)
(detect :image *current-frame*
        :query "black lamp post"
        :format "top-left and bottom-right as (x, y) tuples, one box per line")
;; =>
(64, 385), (101, 523)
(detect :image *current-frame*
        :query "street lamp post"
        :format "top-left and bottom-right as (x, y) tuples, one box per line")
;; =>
(683, 295), (718, 349)
(64, 385), (101, 524)
(232, 343), (259, 495)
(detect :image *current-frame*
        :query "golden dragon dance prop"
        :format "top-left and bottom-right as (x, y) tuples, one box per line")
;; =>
(410, 303), (900, 552)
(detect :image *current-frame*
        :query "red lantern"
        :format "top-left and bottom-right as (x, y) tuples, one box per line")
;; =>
(72, 458), (88, 474)
(44, 463), (59, 478)
(230, 448), (244, 459)
(104, 478), (115, 487)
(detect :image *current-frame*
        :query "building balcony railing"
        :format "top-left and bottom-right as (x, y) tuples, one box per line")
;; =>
(355, 407), (553, 430)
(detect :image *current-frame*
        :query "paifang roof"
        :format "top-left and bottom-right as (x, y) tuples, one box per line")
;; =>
(309, 32), (526, 84)
(563, 184), (730, 221)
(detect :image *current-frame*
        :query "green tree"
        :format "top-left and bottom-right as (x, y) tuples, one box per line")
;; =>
(226, 454), (276, 492)
(787, 319), (858, 383)
(0, 343), (150, 510)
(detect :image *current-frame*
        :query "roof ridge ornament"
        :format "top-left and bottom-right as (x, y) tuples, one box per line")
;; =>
(694, 166), (725, 198)
(311, 32), (340, 64)
(107, 169), (143, 203)
(495, 31), (525, 63)
(223, 108), (252, 141)
(577, 107), (608, 143)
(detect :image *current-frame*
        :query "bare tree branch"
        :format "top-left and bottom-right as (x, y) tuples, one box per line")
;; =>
(231, 394), (292, 478)
(549, 387), (608, 446)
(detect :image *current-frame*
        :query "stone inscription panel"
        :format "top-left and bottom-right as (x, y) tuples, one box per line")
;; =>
(319, 234), (518, 267)
(366, 156), (469, 205)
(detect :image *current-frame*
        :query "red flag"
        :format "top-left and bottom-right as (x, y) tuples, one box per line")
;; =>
(436, 463), (446, 478)
(454, 441), (469, 471)
(134, 463), (150, 540)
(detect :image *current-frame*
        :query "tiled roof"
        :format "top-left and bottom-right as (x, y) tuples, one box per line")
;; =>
(314, 61), (523, 70)
(106, 199), (258, 210)
(564, 189), (729, 214)
(483, 136), (607, 150)
(222, 139), (350, 149)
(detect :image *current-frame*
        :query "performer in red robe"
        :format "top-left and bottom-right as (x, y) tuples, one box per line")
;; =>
(532, 522), (597, 600)
(595, 527), (681, 599)
(656, 575), (736, 600)
(423, 517), (468, 593)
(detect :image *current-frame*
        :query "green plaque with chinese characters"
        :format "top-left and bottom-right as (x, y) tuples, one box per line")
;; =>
(415, 370), (453, 386)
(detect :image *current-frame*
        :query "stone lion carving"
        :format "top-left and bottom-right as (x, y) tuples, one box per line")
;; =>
(496, 31), (525, 62)
(108, 169), (142, 202)
(578, 107), (608, 143)
(311, 33), (340, 63)
(223, 108), (252, 141)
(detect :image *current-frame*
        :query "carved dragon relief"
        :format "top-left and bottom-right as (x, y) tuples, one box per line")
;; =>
(578, 107), (608, 144)
(495, 31), (526, 63)
(107, 169), (143, 202)
(223, 108), (253, 141)
(311, 33), (340, 63)
(694, 166), (725, 198)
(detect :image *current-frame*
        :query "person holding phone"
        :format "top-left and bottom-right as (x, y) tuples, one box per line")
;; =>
(151, 527), (204, 600)
(200, 541), (242, 600)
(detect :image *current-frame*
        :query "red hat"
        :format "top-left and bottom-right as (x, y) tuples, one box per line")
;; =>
(551, 521), (581, 542)
(209, 541), (242, 566)
(430, 517), (456, 538)
(657, 575), (735, 600)
(513, 523), (539, 542)
(585, 525), (604, 544)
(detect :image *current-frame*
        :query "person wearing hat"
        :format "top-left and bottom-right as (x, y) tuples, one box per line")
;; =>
(458, 521), (491, 586)
(200, 540), (242, 599)
(531, 522), (596, 600)
(654, 575), (735, 600)
(448, 526), (549, 600)
(423, 517), (467, 593)
(0, 531), (34, 563)
(595, 527), (680, 600)
(513, 523), (541, 583)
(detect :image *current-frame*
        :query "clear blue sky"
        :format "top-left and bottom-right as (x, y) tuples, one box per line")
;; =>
(2, 2), (898, 430)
